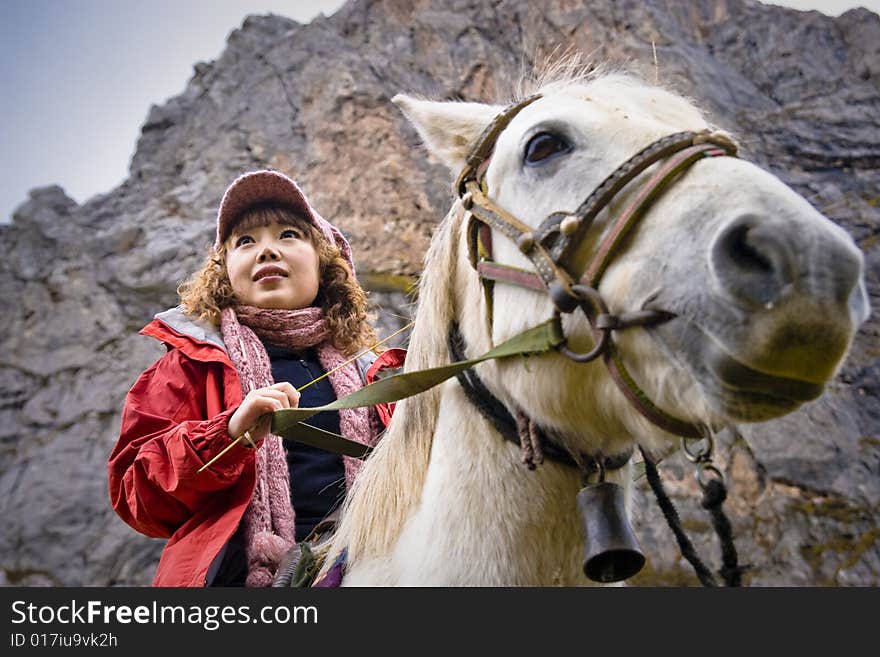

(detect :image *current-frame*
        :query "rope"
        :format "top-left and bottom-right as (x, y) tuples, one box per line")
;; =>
(640, 447), (718, 587)
(700, 479), (746, 587)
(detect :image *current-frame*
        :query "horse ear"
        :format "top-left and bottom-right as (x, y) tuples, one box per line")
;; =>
(392, 94), (502, 174)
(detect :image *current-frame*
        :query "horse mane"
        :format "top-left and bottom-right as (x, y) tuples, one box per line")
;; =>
(320, 202), (466, 564)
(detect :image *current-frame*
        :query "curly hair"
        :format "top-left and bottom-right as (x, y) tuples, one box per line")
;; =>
(178, 205), (377, 355)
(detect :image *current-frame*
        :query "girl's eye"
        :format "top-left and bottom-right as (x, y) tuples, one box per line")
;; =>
(524, 132), (572, 166)
(280, 229), (301, 239)
(234, 235), (254, 247)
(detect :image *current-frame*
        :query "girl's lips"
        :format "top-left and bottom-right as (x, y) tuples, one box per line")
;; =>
(252, 266), (288, 281)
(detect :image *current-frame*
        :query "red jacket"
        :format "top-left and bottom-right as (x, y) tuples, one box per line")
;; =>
(108, 309), (404, 587)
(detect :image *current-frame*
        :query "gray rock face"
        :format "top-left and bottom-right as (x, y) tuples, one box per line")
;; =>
(0, 0), (877, 586)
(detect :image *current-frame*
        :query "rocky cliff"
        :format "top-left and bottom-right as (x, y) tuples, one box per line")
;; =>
(1, 0), (877, 586)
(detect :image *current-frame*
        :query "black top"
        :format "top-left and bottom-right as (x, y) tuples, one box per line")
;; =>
(208, 342), (345, 587)
(264, 342), (346, 542)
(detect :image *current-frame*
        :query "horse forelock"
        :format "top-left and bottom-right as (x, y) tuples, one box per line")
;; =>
(513, 52), (605, 99)
(512, 53), (712, 139)
(321, 202), (468, 568)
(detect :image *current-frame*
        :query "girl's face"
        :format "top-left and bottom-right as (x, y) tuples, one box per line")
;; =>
(225, 220), (321, 310)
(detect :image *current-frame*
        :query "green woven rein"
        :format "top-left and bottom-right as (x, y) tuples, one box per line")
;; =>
(270, 318), (566, 458)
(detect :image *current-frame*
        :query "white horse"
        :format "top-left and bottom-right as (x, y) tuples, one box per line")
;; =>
(316, 69), (869, 586)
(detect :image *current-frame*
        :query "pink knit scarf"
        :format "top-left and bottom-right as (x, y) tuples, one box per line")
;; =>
(220, 305), (378, 587)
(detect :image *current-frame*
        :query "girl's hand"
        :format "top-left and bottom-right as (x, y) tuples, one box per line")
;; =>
(227, 382), (300, 444)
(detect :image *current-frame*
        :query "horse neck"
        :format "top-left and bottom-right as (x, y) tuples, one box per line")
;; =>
(326, 201), (628, 585)
(388, 381), (593, 585)
(321, 204), (466, 570)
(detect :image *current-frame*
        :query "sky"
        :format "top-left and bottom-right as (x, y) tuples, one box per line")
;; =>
(1, 0), (877, 225)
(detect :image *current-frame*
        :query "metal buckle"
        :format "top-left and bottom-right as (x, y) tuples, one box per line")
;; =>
(682, 426), (726, 488)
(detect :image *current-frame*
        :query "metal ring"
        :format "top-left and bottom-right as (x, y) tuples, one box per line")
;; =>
(696, 463), (725, 489)
(681, 432), (713, 463)
(558, 329), (609, 363)
(556, 285), (614, 362)
(570, 284), (610, 324)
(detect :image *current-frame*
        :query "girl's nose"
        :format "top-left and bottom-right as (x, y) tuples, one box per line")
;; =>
(256, 243), (280, 262)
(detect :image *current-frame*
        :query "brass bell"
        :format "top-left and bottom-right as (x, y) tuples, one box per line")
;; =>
(578, 481), (646, 583)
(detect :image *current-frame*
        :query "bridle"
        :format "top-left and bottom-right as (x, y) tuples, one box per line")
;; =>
(455, 94), (739, 439)
(451, 95), (745, 586)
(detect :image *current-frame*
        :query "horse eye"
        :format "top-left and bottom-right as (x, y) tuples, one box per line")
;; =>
(524, 132), (572, 165)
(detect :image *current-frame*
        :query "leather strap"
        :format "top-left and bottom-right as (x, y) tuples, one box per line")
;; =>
(466, 179), (576, 295)
(584, 143), (727, 287)
(604, 344), (703, 438)
(477, 261), (546, 292)
(455, 94), (542, 195)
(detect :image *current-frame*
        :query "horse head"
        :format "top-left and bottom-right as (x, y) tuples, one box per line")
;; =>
(393, 73), (868, 458)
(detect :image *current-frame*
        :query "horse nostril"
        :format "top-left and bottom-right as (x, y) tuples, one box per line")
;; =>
(727, 225), (772, 273)
(711, 219), (796, 308)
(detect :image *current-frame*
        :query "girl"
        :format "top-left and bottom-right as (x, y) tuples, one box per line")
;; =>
(108, 170), (402, 587)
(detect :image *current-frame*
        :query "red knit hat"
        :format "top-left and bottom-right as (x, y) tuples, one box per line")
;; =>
(215, 170), (353, 271)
